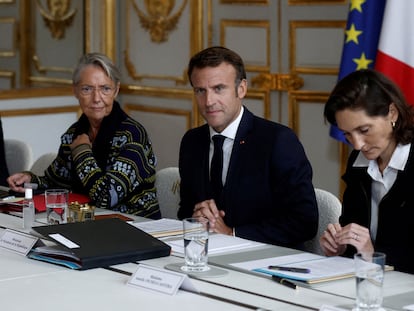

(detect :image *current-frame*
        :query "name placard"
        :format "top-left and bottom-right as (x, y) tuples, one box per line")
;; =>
(0, 229), (38, 256)
(127, 264), (198, 295)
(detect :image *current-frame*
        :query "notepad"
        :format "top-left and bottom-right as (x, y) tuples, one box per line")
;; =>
(231, 252), (393, 284)
(132, 218), (184, 238)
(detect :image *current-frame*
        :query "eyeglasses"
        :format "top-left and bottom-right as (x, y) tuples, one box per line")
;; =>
(78, 85), (115, 96)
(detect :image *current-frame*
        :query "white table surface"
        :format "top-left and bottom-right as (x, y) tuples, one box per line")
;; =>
(1, 211), (412, 311)
(0, 212), (308, 311)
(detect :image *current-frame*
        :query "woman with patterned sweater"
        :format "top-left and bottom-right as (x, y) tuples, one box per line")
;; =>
(7, 53), (160, 219)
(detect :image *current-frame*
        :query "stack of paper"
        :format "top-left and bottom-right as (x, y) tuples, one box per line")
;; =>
(132, 218), (266, 256)
(132, 218), (184, 238)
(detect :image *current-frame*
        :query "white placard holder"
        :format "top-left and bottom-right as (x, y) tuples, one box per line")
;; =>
(0, 229), (38, 256)
(127, 264), (198, 295)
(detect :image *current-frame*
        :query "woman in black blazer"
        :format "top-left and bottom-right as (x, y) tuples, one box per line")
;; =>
(320, 69), (414, 274)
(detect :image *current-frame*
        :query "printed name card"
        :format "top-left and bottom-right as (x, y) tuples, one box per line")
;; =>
(127, 264), (198, 295)
(0, 229), (38, 256)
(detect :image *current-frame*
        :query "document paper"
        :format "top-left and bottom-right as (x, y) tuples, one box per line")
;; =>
(230, 252), (356, 284)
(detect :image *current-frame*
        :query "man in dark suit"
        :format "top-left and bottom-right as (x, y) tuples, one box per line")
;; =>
(178, 46), (318, 248)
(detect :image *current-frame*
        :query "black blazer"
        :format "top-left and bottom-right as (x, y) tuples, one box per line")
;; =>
(341, 143), (414, 274)
(0, 118), (9, 186)
(178, 108), (318, 248)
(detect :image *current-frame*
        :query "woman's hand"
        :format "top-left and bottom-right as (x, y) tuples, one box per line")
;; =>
(336, 223), (374, 254)
(320, 222), (374, 256)
(70, 133), (91, 150)
(320, 223), (347, 256)
(7, 172), (32, 192)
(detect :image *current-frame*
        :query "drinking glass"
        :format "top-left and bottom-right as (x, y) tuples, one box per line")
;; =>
(354, 252), (386, 311)
(181, 217), (210, 272)
(45, 189), (69, 225)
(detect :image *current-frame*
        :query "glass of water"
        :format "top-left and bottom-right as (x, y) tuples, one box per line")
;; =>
(354, 252), (386, 311)
(45, 189), (69, 225)
(181, 217), (210, 272)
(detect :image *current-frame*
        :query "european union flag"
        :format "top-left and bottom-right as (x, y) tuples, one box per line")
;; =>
(330, 0), (386, 142)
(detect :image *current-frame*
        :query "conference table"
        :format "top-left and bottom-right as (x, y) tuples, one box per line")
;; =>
(0, 210), (413, 311)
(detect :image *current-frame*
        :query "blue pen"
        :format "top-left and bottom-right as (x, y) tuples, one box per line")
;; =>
(267, 265), (311, 273)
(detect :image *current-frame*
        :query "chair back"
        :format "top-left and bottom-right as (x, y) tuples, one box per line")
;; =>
(155, 167), (180, 219)
(304, 188), (342, 255)
(30, 152), (57, 176)
(4, 139), (33, 175)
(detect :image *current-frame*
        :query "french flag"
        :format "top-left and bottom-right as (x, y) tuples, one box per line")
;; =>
(375, 0), (414, 105)
(330, 0), (414, 142)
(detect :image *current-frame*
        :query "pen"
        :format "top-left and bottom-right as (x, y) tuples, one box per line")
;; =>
(271, 275), (297, 289)
(267, 266), (310, 273)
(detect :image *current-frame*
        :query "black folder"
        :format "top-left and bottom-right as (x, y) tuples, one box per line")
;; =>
(29, 218), (171, 270)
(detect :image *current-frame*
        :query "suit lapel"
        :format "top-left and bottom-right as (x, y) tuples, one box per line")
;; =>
(225, 108), (254, 186)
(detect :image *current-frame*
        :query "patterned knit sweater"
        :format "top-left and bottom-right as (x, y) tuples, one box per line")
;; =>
(31, 101), (160, 219)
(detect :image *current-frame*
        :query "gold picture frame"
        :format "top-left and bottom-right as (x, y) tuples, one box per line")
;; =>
(220, 0), (268, 4)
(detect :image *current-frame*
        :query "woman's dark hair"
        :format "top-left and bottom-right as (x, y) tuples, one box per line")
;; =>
(187, 46), (246, 88)
(324, 69), (414, 144)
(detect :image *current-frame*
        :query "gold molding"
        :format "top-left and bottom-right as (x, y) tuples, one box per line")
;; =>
(0, 17), (17, 57)
(221, 0), (269, 4)
(207, 0), (212, 46)
(289, 0), (347, 4)
(0, 105), (81, 118)
(0, 87), (72, 99)
(124, 0), (202, 84)
(103, 0), (116, 59)
(246, 89), (270, 120)
(289, 90), (347, 196)
(251, 73), (303, 91)
(288, 90), (328, 133)
(28, 76), (72, 85)
(124, 103), (192, 131)
(0, 71), (16, 88)
(84, 0), (90, 52)
(220, 19), (270, 72)
(35, 0), (77, 39)
(124, 49), (188, 84)
(19, 1), (85, 87)
(290, 20), (346, 75)
(130, 0), (188, 43)
(122, 84), (193, 99)
(32, 54), (73, 74)
(19, 1), (32, 87)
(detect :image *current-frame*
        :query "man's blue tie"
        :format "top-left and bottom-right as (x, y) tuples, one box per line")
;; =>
(210, 135), (225, 203)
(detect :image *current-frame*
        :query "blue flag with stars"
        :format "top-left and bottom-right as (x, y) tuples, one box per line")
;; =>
(330, 0), (386, 142)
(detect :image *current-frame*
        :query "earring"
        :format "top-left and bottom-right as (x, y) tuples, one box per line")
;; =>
(391, 121), (396, 128)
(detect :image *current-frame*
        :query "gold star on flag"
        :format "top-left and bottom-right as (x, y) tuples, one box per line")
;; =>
(353, 52), (373, 70)
(345, 24), (363, 44)
(350, 0), (366, 13)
